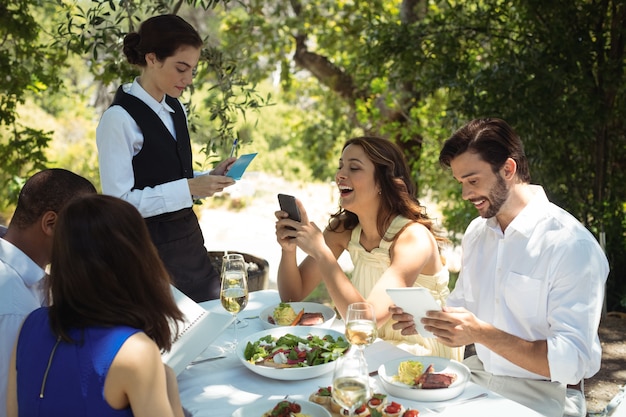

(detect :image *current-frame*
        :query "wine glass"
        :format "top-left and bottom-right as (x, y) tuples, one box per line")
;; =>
(331, 352), (371, 417)
(344, 302), (377, 354)
(220, 253), (249, 352)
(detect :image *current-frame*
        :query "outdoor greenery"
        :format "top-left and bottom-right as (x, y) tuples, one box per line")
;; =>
(1, 0), (624, 310)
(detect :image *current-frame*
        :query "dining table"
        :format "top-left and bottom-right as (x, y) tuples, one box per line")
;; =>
(176, 290), (545, 417)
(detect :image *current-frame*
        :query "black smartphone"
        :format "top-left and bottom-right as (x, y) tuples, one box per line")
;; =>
(277, 193), (301, 222)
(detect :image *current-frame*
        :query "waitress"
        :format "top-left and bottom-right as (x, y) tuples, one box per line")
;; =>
(96, 14), (236, 302)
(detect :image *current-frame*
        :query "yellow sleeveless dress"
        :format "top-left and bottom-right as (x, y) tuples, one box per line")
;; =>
(347, 215), (464, 361)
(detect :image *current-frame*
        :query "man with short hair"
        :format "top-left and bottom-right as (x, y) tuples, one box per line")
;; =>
(0, 169), (96, 413)
(391, 118), (608, 416)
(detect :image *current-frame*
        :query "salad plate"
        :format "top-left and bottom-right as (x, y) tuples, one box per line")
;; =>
(237, 327), (348, 380)
(378, 356), (470, 402)
(231, 399), (331, 417)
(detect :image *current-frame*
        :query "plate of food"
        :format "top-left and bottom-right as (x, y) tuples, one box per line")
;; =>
(259, 302), (336, 329)
(238, 327), (349, 380)
(378, 356), (470, 402)
(232, 398), (332, 417)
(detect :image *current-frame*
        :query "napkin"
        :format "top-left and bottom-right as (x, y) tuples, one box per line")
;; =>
(363, 340), (415, 374)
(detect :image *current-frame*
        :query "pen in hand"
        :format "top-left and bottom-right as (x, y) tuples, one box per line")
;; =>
(229, 138), (239, 158)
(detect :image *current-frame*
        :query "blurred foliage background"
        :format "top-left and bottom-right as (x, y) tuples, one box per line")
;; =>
(1, 0), (624, 311)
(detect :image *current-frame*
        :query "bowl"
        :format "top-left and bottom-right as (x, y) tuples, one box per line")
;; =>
(259, 302), (336, 329)
(232, 399), (331, 417)
(237, 326), (347, 381)
(377, 356), (470, 402)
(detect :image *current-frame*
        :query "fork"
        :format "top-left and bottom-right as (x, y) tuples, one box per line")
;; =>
(424, 392), (488, 414)
(188, 355), (226, 366)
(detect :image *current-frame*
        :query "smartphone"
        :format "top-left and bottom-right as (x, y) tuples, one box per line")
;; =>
(277, 194), (301, 222)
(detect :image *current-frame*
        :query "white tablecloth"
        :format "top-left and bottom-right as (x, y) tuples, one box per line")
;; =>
(177, 290), (543, 417)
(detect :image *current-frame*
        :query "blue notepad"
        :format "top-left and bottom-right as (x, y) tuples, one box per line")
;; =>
(226, 153), (257, 180)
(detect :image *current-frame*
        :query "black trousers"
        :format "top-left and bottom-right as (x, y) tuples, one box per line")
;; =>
(145, 208), (220, 302)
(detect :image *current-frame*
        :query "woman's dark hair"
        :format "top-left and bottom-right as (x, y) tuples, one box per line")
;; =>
(439, 118), (531, 182)
(47, 194), (183, 351)
(329, 136), (444, 245)
(123, 14), (203, 66)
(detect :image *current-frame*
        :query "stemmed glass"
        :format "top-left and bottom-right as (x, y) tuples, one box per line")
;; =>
(344, 302), (377, 355)
(331, 352), (371, 417)
(220, 253), (249, 352)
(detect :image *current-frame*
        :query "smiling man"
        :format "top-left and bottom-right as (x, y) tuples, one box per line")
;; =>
(391, 118), (608, 417)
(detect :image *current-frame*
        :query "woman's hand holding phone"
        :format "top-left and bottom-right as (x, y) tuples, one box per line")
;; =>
(275, 194), (303, 251)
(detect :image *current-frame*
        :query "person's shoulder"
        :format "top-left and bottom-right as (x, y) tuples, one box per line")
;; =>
(544, 202), (598, 241)
(324, 216), (351, 247)
(113, 331), (160, 370)
(398, 219), (436, 241)
(100, 103), (132, 119)
(19, 307), (48, 331)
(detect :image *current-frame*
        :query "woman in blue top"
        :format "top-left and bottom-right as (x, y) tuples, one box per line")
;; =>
(7, 195), (185, 417)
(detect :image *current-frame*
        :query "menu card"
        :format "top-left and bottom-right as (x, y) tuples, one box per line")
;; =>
(161, 285), (234, 375)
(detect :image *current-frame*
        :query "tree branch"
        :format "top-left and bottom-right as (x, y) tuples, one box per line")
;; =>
(292, 34), (358, 102)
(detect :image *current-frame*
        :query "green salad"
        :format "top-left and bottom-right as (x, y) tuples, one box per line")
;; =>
(244, 332), (349, 368)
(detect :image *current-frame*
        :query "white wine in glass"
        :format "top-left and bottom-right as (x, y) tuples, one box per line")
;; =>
(220, 253), (249, 352)
(345, 302), (377, 350)
(332, 353), (371, 417)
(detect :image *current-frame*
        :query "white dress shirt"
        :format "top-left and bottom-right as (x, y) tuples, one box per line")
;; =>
(0, 237), (46, 412)
(448, 185), (609, 384)
(96, 79), (194, 218)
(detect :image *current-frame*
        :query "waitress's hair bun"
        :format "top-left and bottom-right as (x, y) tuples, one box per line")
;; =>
(122, 32), (143, 65)
(121, 14), (203, 67)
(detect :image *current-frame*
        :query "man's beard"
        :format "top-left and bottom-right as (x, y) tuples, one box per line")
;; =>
(481, 173), (509, 218)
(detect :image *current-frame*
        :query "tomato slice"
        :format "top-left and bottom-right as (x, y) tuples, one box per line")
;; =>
(369, 397), (382, 406)
(385, 401), (402, 413)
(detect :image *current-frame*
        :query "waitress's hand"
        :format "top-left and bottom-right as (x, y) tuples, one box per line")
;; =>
(188, 157), (237, 197)
(211, 157), (237, 176)
(188, 175), (235, 198)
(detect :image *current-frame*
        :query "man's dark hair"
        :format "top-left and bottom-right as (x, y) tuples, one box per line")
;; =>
(439, 118), (531, 182)
(10, 169), (97, 229)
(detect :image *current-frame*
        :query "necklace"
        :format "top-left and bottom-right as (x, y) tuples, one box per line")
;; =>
(39, 336), (61, 399)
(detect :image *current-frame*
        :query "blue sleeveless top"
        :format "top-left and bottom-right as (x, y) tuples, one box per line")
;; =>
(16, 308), (140, 417)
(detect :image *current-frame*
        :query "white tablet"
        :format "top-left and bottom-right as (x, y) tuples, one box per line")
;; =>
(386, 287), (441, 338)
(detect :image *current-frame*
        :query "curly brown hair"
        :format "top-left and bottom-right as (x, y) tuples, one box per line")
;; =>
(328, 136), (445, 246)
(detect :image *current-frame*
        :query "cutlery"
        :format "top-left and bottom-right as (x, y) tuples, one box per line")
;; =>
(425, 392), (488, 414)
(188, 355), (226, 366)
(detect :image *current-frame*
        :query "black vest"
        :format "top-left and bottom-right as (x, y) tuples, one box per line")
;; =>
(111, 86), (193, 190)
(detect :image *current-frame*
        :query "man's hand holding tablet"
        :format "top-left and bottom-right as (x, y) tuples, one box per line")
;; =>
(386, 287), (442, 338)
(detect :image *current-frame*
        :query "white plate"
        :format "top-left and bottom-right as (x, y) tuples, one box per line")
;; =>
(237, 327), (347, 381)
(232, 399), (331, 417)
(259, 302), (336, 329)
(378, 356), (470, 402)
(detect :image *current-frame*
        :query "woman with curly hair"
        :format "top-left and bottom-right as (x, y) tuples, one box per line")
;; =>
(275, 136), (462, 359)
